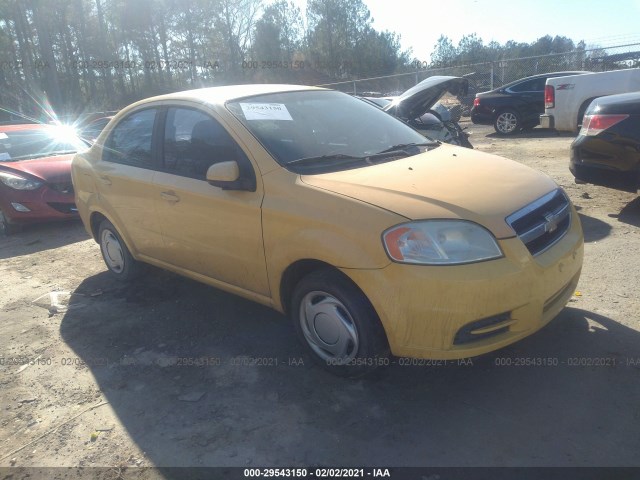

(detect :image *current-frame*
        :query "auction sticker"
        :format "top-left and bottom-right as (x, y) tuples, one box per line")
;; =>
(0, 133), (8, 139)
(240, 103), (293, 121)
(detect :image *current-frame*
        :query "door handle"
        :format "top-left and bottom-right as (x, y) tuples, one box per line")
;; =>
(98, 175), (112, 185)
(160, 191), (180, 203)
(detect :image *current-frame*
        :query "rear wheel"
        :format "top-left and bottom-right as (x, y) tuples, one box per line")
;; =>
(98, 219), (141, 281)
(494, 109), (521, 135)
(291, 268), (390, 377)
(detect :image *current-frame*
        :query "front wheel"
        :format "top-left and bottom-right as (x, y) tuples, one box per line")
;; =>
(291, 269), (390, 377)
(98, 219), (141, 281)
(0, 210), (22, 236)
(494, 109), (521, 135)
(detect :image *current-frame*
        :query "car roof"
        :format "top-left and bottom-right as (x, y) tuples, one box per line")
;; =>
(130, 84), (327, 109)
(500, 71), (589, 88)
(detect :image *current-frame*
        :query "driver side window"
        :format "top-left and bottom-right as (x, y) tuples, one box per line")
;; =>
(163, 108), (244, 180)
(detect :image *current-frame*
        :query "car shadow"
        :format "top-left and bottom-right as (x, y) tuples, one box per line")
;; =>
(484, 128), (576, 139)
(577, 212), (611, 243)
(0, 219), (90, 260)
(615, 196), (640, 228)
(60, 270), (640, 467)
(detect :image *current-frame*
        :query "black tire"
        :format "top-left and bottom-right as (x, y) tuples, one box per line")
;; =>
(290, 268), (390, 377)
(494, 109), (521, 135)
(0, 210), (22, 236)
(98, 219), (141, 281)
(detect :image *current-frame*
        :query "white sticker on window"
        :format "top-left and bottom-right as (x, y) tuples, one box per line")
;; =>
(0, 152), (11, 161)
(240, 103), (293, 121)
(0, 133), (8, 139)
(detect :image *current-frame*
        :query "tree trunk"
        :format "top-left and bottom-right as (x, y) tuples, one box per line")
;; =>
(30, 0), (64, 111)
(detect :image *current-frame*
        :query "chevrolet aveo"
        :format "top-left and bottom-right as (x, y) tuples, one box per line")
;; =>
(71, 84), (584, 376)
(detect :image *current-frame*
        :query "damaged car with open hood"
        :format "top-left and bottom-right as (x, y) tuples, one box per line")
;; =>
(363, 75), (472, 148)
(72, 84), (584, 377)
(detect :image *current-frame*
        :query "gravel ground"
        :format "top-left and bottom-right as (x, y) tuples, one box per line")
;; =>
(0, 122), (639, 474)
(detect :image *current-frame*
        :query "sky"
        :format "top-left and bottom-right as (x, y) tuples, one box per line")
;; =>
(283, 0), (640, 61)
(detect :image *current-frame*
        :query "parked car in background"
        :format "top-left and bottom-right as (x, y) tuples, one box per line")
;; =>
(0, 123), (87, 234)
(79, 116), (113, 143)
(570, 91), (640, 193)
(72, 84), (583, 377)
(472, 71), (588, 134)
(364, 76), (472, 147)
(541, 68), (640, 132)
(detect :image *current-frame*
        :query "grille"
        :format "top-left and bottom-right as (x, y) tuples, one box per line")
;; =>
(47, 202), (77, 214)
(506, 189), (571, 256)
(49, 182), (74, 195)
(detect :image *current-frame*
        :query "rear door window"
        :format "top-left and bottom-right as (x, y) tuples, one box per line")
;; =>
(104, 109), (157, 168)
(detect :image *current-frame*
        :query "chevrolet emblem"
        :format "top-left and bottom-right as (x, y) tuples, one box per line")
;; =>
(544, 212), (559, 233)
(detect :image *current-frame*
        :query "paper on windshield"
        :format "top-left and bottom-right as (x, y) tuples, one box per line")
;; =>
(0, 133), (8, 139)
(0, 152), (11, 161)
(240, 103), (293, 121)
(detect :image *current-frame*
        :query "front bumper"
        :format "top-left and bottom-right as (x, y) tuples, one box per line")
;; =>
(0, 186), (78, 225)
(539, 114), (555, 129)
(343, 210), (583, 359)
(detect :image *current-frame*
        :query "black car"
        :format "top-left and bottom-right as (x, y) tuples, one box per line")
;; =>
(570, 91), (640, 193)
(471, 71), (587, 134)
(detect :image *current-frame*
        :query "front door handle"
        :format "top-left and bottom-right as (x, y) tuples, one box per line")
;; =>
(98, 175), (112, 185)
(160, 191), (180, 203)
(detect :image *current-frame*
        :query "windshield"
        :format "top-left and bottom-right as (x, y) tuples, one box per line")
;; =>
(0, 126), (87, 162)
(226, 90), (434, 173)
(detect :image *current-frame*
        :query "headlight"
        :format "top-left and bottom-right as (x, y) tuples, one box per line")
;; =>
(0, 171), (43, 190)
(382, 220), (503, 265)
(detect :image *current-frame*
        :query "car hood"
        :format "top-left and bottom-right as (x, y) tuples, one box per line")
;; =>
(300, 145), (558, 239)
(0, 154), (74, 184)
(383, 76), (468, 120)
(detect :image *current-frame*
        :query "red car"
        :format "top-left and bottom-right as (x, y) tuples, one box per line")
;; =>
(0, 123), (88, 234)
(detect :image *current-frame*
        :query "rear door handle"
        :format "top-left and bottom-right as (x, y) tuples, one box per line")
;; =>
(160, 191), (180, 203)
(98, 175), (112, 185)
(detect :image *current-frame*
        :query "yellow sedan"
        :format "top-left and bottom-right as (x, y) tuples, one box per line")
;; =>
(71, 84), (583, 376)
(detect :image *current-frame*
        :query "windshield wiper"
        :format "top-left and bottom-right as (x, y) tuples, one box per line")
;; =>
(287, 145), (436, 169)
(287, 153), (365, 167)
(376, 142), (438, 155)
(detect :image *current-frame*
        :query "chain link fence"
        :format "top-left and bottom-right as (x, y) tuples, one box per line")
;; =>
(319, 42), (640, 113)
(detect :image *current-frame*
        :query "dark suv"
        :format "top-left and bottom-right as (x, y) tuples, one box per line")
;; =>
(471, 71), (587, 135)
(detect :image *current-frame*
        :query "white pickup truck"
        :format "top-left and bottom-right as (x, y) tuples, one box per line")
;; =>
(540, 68), (640, 132)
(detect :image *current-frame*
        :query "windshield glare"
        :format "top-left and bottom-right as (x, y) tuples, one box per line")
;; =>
(227, 90), (431, 172)
(0, 127), (87, 162)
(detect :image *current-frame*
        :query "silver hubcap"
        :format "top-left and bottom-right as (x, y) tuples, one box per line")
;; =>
(496, 112), (518, 133)
(101, 229), (125, 273)
(299, 291), (359, 363)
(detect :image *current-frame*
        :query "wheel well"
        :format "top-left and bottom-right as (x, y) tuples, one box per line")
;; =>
(577, 98), (597, 129)
(496, 107), (519, 117)
(279, 260), (342, 315)
(89, 212), (108, 242)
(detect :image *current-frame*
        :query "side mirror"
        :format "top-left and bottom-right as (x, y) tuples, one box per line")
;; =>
(207, 161), (239, 182)
(206, 161), (256, 191)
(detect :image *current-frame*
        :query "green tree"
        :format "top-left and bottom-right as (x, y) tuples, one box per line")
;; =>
(429, 35), (456, 67)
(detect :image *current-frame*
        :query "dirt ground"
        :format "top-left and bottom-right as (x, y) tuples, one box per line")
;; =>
(1, 122), (639, 474)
